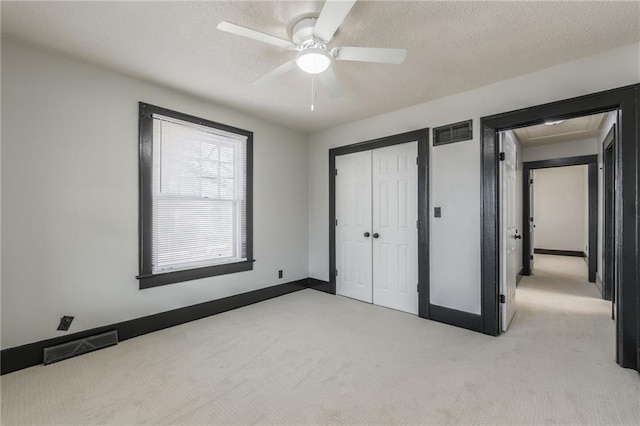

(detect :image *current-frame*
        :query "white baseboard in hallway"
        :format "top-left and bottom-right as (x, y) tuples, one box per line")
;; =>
(2, 259), (639, 424)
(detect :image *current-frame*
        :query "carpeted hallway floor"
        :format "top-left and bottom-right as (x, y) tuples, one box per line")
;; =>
(2, 254), (639, 424)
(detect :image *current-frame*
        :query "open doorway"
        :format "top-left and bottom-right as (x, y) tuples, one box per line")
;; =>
(498, 112), (614, 335)
(523, 157), (598, 284)
(480, 84), (639, 371)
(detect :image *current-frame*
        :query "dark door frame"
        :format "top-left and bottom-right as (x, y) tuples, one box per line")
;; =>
(329, 129), (430, 318)
(480, 84), (639, 371)
(603, 125), (616, 304)
(522, 155), (598, 283)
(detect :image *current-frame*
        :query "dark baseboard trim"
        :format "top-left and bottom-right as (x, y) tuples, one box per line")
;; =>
(534, 248), (585, 257)
(1, 280), (307, 375)
(429, 304), (482, 333)
(307, 278), (331, 294)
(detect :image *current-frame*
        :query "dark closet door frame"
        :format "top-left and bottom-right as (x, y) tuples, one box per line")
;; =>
(329, 129), (430, 318)
(480, 84), (639, 372)
(522, 155), (598, 283)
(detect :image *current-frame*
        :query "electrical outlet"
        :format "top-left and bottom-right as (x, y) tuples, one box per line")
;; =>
(57, 316), (74, 331)
(278, 270), (283, 279)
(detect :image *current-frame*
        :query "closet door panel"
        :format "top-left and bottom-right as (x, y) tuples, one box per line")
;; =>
(372, 142), (419, 314)
(335, 151), (373, 303)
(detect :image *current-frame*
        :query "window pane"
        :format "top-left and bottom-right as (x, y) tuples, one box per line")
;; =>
(149, 116), (248, 275)
(201, 143), (219, 162)
(220, 179), (234, 200)
(153, 198), (235, 270)
(220, 162), (233, 178)
(201, 178), (219, 199)
(220, 146), (234, 163)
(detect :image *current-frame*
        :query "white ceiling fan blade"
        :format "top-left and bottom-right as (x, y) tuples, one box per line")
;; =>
(252, 60), (297, 86)
(313, 0), (357, 43)
(318, 67), (343, 98)
(217, 21), (295, 49)
(335, 47), (407, 64)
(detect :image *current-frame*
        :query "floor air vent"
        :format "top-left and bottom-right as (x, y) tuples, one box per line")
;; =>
(43, 330), (118, 365)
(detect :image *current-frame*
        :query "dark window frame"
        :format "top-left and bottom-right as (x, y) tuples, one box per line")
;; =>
(137, 102), (253, 289)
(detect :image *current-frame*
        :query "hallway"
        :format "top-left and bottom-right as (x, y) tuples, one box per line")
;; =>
(513, 254), (610, 340)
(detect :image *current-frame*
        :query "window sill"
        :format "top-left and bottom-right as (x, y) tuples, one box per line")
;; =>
(137, 260), (254, 289)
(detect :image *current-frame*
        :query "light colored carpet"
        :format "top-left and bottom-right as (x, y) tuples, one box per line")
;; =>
(2, 254), (639, 425)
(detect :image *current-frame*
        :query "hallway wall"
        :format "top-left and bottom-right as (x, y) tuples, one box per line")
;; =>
(533, 165), (588, 252)
(522, 137), (598, 162)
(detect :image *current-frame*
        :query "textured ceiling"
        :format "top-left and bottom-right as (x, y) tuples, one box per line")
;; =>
(2, 1), (639, 133)
(514, 113), (607, 147)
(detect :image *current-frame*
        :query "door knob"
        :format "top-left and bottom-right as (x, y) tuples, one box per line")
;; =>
(515, 234), (522, 240)
(364, 232), (370, 238)
(373, 233), (380, 238)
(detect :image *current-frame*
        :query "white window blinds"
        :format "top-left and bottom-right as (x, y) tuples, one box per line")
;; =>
(151, 114), (247, 274)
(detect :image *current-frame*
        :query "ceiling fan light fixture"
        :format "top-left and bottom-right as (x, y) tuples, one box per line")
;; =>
(296, 48), (331, 74)
(544, 120), (565, 126)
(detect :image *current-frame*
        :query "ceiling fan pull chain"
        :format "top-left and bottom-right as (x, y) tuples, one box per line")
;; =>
(310, 75), (316, 111)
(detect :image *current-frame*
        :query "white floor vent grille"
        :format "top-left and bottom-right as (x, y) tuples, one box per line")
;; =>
(43, 330), (118, 365)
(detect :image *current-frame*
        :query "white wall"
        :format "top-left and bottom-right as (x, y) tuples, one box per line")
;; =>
(522, 137), (598, 162)
(533, 166), (588, 252)
(308, 43), (639, 315)
(1, 38), (309, 349)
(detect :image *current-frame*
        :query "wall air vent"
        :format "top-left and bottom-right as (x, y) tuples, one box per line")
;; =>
(433, 120), (473, 146)
(43, 330), (118, 365)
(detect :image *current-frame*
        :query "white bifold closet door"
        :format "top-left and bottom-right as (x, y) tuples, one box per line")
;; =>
(335, 150), (373, 303)
(336, 141), (418, 315)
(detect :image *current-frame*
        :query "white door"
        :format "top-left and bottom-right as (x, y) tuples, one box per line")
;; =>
(335, 151), (373, 303)
(372, 142), (419, 314)
(500, 133), (518, 331)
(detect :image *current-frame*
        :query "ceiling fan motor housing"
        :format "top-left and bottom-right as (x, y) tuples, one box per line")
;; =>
(293, 17), (323, 47)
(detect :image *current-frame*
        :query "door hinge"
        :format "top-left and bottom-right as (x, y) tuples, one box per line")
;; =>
(499, 152), (505, 161)
(499, 294), (506, 303)
(335, 219), (338, 226)
(416, 156), (419, 165)
(416, 220), (419, 228)
(335, 269), (338, 277)
(417, 284), (419, 292)
(335, 169), (338, 176)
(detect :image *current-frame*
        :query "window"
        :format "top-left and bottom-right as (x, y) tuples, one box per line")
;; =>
(138, 103), (253, 289)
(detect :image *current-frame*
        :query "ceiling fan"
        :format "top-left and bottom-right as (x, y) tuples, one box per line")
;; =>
(216, 0), (407, 99)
